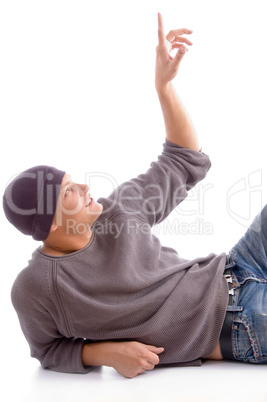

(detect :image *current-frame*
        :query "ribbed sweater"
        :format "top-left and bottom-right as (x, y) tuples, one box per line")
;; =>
(11, 140), (229, 373)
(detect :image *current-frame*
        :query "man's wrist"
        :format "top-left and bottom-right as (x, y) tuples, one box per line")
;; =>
(155, 81), (173, 98)
(82, 341), (116, 368)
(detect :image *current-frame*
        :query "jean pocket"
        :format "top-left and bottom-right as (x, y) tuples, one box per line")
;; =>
(232, 316), (261, 361)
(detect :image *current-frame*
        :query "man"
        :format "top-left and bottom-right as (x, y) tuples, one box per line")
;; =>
(3, 13), (267, 378)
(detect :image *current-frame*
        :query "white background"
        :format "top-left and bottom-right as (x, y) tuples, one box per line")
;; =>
(0, 0), (267, 401)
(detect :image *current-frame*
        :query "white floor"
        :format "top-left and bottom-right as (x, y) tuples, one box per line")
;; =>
(2, 353), (267, 402)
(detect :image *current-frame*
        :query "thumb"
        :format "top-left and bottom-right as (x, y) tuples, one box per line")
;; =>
(173, 46), (188, 67)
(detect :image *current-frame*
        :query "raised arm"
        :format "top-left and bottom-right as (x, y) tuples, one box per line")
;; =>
(99, 14), (210, 226)
(155, 13), (199, 151)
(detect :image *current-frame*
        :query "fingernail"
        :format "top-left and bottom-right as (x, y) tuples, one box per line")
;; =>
(180, 47), (187, 54)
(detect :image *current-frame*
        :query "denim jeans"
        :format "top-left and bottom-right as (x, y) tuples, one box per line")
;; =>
(226, 204), (267, 363)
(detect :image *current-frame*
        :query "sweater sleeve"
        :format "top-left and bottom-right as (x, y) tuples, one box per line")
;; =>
(11, 267), (94, 374)
(103, 140), (211, 226)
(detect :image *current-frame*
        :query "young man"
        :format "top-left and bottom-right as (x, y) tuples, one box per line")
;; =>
(3, 14), (267, 378)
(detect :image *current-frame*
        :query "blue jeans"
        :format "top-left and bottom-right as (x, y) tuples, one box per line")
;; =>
(227, 204), (267, 363)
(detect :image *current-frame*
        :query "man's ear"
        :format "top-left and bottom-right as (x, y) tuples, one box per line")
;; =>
(50, 222), (58, 233)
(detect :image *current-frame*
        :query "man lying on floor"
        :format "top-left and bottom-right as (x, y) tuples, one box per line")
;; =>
(3, 13), (267, 378)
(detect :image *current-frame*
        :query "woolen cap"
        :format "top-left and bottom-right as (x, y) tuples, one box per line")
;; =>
(3, 165), (65, 241)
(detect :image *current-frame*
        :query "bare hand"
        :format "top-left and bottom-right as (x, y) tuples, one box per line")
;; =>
(155, 12), (193, 91)
(111, 341), (164, 378)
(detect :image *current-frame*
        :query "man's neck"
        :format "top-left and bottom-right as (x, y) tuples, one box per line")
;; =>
(41, 231), (92, 256)
(41, 245), (70, 256)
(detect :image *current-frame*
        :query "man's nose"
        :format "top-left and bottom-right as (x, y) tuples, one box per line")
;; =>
(81, 184), (90, 195)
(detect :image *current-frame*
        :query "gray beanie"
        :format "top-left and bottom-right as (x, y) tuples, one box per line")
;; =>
(3, 165), (65, 241)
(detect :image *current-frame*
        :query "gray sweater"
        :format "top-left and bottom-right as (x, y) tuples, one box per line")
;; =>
(11, 140), (228, 373)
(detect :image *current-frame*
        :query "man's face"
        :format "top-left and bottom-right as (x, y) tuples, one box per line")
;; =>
(53, 173), (103, 234)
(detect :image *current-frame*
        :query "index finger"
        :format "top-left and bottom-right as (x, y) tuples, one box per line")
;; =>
(157, 12), (166, 47)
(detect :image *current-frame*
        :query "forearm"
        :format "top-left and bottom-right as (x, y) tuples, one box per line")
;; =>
(82, 340), (164, 378)
(82, 341), (113, 367)
(155, 14), (198, 150)
(157, 82), (199, 151)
